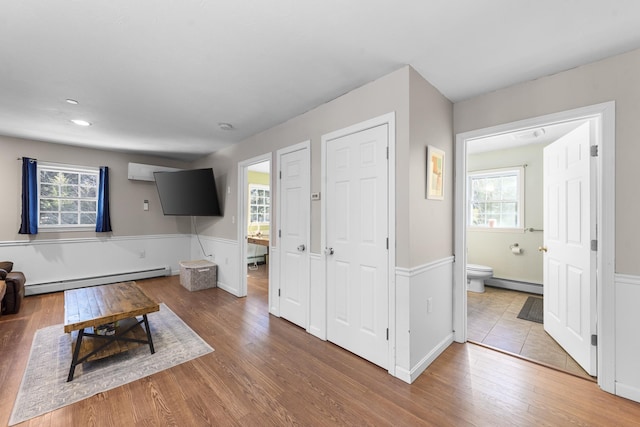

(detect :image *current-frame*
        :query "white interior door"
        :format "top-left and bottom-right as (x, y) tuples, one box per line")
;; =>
(325, 124), (389, 369)
(543, 122), (596, 375)
(278, 146), (310, 328)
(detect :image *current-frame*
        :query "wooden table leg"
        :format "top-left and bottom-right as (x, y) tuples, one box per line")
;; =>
(67, 328), (85, 382)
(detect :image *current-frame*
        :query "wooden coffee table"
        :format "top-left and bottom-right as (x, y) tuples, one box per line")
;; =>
(64, 281), (159, 381)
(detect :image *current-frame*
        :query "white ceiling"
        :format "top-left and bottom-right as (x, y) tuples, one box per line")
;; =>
(3, 1), (640, 161)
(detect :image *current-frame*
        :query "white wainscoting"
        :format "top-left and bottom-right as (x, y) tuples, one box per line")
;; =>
(614, 273), (640, 403)
(189, 235), (240, 296)
(394, 256), (455, 384)
(0, 234), (190, 295)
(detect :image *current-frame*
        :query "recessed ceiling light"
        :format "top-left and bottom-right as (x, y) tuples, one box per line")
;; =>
(71, 119), (91, 126)
(66, 99), (79, 105)
(218, 122), (234, 131)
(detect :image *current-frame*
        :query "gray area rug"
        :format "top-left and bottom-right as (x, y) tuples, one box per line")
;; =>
(517, 296), (544, 323)
(9, 303), (213, 426)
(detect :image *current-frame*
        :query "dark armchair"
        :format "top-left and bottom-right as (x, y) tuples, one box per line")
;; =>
(0, 261), (25, 315)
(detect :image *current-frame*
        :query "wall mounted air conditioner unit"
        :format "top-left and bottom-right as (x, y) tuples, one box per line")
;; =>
(127, 162), (180, 181)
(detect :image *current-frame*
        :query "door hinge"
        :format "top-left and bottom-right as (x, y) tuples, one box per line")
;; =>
(278, 289), (281, 297)
(591, 239), (598, 251)
(279, 229), (282, 238)
(386, 146), (389, 159)
(591, 334), (597, 346)
(386, 328), (389, 340)
(590, 145), (598, 157)
(386, 238), (389, 249)
(279, 170), (282, 179)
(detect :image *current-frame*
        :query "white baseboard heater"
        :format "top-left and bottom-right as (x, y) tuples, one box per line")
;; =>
(485, 277), (543, 295)
(25, 266), (172, 296)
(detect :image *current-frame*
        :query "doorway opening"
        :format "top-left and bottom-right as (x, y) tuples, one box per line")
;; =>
(464, 120), (593, 379)
(238, 155), (271, 305)
(246, 160), (271, 304)
(453, 102), (616, 392)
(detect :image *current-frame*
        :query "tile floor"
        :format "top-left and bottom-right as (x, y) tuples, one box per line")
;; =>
(467, 286), (593, 380)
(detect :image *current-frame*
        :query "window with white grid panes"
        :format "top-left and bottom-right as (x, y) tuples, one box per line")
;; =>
(249, 184), (270, 224)
(468, 167), (524, 230)
(37, 163), (99, 230)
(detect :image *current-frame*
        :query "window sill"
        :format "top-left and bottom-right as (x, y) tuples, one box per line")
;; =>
(38, 226), (96, 233)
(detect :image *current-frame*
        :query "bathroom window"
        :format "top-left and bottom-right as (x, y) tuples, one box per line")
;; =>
(37, 162), (99, 230)
(468, 167), (524, 230)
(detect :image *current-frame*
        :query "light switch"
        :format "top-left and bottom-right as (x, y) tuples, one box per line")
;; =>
(143, 200), (149, 211)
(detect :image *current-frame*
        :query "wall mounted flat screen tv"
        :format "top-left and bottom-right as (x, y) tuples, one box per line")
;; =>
(154, 168), (222, 216)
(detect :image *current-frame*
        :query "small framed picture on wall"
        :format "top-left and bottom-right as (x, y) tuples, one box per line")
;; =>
(426, 146), (445, 200)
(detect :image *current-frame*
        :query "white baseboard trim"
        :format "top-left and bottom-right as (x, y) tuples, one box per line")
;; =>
(395, 332), (454, 384)
(616, 382), (640, 403)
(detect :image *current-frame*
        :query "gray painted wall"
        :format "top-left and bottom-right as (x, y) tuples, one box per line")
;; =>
(455, 47), (640, 275)
(193, 66), (453, 269)
(0, 135), (190, 241)
(467, 143), (547, 284)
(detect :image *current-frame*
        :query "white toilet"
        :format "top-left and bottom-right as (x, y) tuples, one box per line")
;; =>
(466, 264), (493, 293)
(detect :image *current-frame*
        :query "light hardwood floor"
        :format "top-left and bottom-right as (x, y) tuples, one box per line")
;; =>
(2, 270), (640, 426)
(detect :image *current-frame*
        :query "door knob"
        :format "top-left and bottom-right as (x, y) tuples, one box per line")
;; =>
(326, 247), (334, 255)
(538, 246), (548, 253)
(297, 244), (306, 252)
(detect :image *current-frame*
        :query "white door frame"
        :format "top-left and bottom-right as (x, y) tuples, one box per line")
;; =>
(238, 153), (272, 299)
(453, 102), (615, 393)
(321, 112), (396, 376)
(275, 140), (311, 324)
